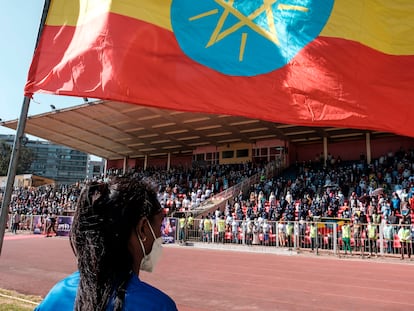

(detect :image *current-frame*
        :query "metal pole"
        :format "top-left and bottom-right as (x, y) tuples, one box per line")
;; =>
(0, 97), (31, 253)
(0, 0), (51, 255)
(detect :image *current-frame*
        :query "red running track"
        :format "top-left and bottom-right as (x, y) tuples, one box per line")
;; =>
(0, 234), (413, 311)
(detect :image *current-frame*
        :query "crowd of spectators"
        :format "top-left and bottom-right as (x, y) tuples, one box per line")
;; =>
(187, 148), (414, 259)
(7, 183), (83, 216)
(216, 147), (414, 226)
(3, 148), (414, 259)
(127, 162), (266, 213)
(3, 162), (266, 223)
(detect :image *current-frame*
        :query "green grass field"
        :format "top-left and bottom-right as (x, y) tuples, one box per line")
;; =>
(0, 289), (42, 311)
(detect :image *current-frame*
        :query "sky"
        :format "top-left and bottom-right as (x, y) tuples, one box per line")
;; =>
(0, 0), (84, 136)
(0, 1), (101, 159)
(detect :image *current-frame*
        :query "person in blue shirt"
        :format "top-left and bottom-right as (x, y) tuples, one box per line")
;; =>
(35, 176), (177, 311)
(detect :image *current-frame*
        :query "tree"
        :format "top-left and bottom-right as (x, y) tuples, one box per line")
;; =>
(0, 141), (34, 176)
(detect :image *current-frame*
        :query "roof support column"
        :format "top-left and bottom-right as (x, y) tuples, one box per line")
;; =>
(123, 156), (128, 174)
(104, 159), (108, 179)
(167, 153), (171, 171)
(144, 155), (148, 170)
(323, 137), (328, 167)
(365, 133), (371, 164)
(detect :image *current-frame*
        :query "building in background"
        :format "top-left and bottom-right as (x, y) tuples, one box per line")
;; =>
(86, 157), (105, 180)
(0, 134), (88, 185)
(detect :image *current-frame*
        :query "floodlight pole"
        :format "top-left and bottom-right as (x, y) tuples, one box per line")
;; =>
(0, 0), (51, 255)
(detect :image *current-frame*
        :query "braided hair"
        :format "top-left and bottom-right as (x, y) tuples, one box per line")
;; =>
(70, 176), (162, 311)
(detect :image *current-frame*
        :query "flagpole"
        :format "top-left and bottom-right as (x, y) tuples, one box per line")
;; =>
(0, 0), (51, 255)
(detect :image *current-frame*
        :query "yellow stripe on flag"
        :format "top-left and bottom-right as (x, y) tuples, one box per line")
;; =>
(46, 0), (172, 30)
(320, 0), (414, 55)
(46, 0), (414, 55)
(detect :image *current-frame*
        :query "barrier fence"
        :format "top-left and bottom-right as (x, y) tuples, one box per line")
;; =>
(176, 218), (413, 259)
(7, 214), (413, 260)
(7, 214), (73, 237)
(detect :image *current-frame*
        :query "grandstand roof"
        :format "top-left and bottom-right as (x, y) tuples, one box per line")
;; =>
(1, 100), (395, 160)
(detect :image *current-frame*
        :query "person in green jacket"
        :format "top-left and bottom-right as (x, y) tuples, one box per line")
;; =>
(341, 221), (352, 255)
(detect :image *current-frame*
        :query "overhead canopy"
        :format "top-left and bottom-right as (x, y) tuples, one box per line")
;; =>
(1, 100), (394, 160)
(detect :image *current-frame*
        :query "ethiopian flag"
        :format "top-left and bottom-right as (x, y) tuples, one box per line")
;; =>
(25, 0), (414, 137)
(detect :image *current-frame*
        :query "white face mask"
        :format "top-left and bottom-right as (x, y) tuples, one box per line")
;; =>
(138, 222), (163, 273)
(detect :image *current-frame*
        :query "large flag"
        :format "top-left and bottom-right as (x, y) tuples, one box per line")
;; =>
(25, 0), (414, 137)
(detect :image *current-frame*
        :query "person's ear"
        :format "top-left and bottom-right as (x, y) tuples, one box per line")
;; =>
(136, 218), (148, 242)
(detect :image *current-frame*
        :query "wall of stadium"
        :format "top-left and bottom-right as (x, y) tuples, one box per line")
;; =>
(290, 135), (414, 163)
(106, 136), (414, 172)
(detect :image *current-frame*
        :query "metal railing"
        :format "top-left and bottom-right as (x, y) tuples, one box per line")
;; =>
(173, 218), (413, 260)
(7, 213), (411, 261)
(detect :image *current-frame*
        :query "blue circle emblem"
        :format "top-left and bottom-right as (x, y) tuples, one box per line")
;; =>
(171, 0), (334, 76)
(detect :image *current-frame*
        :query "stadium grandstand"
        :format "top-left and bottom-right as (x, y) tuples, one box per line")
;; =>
(2, 100), (414, 260)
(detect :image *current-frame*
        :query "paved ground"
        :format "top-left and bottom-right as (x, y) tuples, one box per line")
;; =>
(1, 233), (413, 310)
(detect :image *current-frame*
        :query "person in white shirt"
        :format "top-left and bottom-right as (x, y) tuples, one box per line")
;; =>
(262, 219), (271, 246)
(231, 218), (239, 243)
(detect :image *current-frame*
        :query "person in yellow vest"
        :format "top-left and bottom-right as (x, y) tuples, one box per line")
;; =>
(203, 216), (212, 243)
(178, 215), (186, 244)
(309, 222), (317, 252)
(367, 217), (378, 258)
(187, 213), (194, 229)
(372, 209), (381, 226)
(341, 221), (352, 256)
(398, 222), (412, 260)
(217, 216), (226, 243)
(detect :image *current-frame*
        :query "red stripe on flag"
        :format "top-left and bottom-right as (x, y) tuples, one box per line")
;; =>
(25, 13), (414, 137)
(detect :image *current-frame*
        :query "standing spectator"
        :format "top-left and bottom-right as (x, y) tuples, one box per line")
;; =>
(46, 213), (57, 237)
(309, 222), (317, 252)
(371, 209), (381, 226)
(241, 217), (247, 244)
(203, 216), (212, 243)
(178, 214), (186, 244)
(187, 213), (194, 233)
(231, 218), (239, 244)
(198, 215), (204, 241)
(252, 219), (260, 245)
(383, 220), (395, 254)
(11, 211), (20, 234)
(398, 222), (412, 260)
(217, 216), (226, 243)
(366, 218), (378, 258)
(341, 221), (352, 256)
(246, 217), (254, 245)
(391, 192), (401, 214)
(286, 221), (294, 249)
(353, 215), (364, 257)
(262, 219), (270, 246)
(278, 220), (286, 247)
